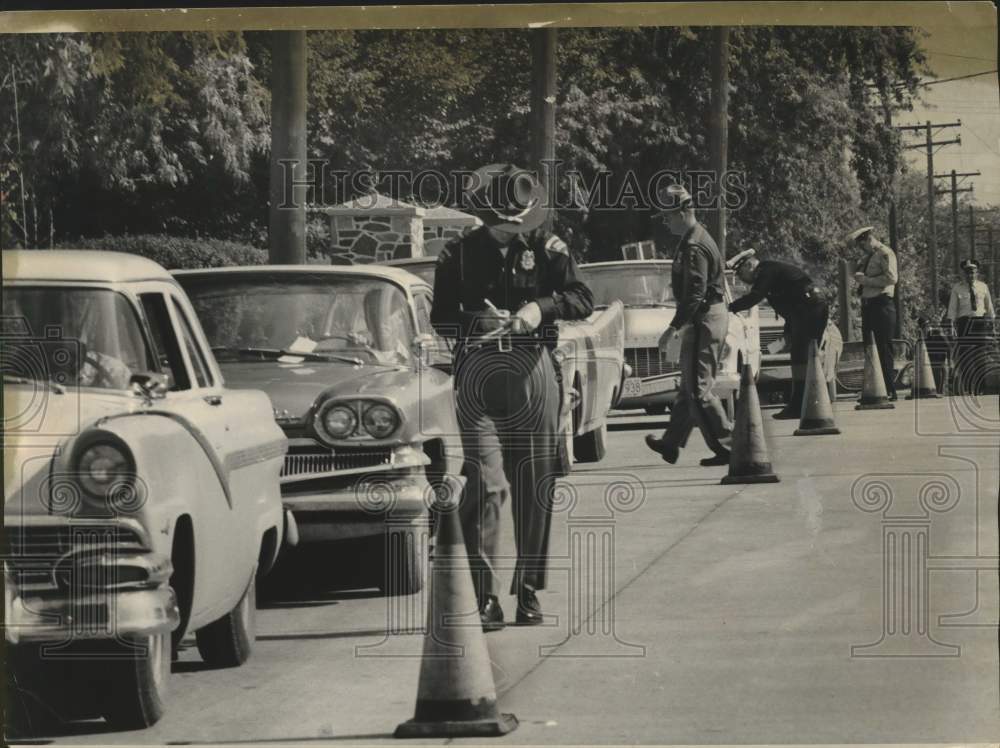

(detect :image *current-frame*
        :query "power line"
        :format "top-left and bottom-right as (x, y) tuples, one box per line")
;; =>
(915, 70), (998, 87)
(925, 50), (997, 63)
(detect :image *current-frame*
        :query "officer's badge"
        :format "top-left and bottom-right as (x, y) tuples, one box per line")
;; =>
(520, 250), (536, 271)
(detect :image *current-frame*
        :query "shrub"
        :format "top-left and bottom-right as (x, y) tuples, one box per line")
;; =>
(59, 234), (268, 270)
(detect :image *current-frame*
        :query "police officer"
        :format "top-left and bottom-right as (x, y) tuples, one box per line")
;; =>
(848, 225), (899, 400)
(645, 185), (732, 466)
(726, 249), (829, 419)
(430, 163), (593, 631)
(947, 259), (996, 394)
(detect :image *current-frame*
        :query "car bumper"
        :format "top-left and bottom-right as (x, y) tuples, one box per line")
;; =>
(615, 372), (738, 410)
(5, 586), (180, 644)
(285, 473), (435, 543)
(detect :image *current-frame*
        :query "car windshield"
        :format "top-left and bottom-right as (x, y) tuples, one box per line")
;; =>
(579, 265), (674, 307)
(180, 273), (415, 366)
(2, 286), (154, 390)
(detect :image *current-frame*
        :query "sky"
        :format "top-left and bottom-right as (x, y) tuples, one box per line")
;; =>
(904, 11), (999, 209)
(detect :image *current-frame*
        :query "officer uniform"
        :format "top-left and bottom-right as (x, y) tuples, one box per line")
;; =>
(646, 185), (732, 465)
(850, 226), (898, 399)
(947, 259), (996, 394)
(430, 163), (593, 629)
(727, 250), (829, 417)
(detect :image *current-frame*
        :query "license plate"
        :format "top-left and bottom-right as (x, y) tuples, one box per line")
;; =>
(623, 377), (642, 398)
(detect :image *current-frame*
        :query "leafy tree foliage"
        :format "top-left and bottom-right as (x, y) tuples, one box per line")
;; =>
(2, 25), (933, 313)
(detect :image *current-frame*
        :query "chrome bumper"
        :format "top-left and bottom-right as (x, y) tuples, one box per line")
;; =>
(5, 586), (180, 644)
(288, 474), (432, 543)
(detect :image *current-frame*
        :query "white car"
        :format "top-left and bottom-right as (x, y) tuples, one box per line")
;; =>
(3, 251), (286, 730)
(578, 260), (760, 415)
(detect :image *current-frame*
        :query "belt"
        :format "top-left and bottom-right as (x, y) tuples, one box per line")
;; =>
(862, 293), (893, 304)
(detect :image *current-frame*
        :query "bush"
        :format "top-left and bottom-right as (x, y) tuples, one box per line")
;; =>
(60, 234), (268, 270)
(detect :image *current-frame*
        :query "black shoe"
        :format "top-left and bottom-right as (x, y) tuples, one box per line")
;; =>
(888, 392), (898, 401)
(479, 595), (505, 632)
(772, 408), (800, 420)
(699, 451), (730, 467)
(645, 434), (679, 464)
(516, 587), (544, 626)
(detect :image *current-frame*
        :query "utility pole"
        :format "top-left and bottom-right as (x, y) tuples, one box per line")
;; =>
(899, 120), (961, 310)
(968, 204), (977, 262)
(707, 26), (730, 258)
(990, 226), (997, 295)
(269, 31), (308, 264)
(531, 28), (557, 232)
(933, 170), (978, 275)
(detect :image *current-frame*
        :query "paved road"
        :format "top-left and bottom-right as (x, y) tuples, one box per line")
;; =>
(18, 395), (1000, 745)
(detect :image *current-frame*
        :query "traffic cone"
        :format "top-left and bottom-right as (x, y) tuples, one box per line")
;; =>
(906, 334), (942, 399)
(855, 333), (895, 410)
(721, 363), (780, 485)
(794, 340), (841, 436)
(394, 505), (517, 738)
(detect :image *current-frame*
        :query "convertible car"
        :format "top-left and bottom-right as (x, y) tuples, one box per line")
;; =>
(174, 265), (465, 595)
(578, 259), (761, 415)
(3, 251), (286, 730)
(383, 256), (628, 466)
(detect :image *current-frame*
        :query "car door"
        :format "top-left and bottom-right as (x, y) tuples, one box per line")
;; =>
(135, 284), (256, 622)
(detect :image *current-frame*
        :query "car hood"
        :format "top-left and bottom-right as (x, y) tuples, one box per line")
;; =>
(623, 307), (675, 348)
(3, 385), (138, 515)
(218, 361), (415, 419)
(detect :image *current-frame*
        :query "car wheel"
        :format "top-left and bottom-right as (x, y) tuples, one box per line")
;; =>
(376, 529), (426, 596)
(573, 421), (607, 463)
(100, 632), (171, 730)
(195, 574), (256, 668)
(644, 404), (668, 416)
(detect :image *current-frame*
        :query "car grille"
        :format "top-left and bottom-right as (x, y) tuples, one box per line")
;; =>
(625, 347), (679, 379)
(760, 328), (784, 353)
(5, 524), (146, 594)
(282, 445), (393, 479)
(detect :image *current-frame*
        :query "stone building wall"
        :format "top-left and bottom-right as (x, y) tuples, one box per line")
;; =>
(325, 210), (425, 264)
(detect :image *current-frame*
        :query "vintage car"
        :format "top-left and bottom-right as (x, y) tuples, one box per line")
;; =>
(174, 265), (465, 596)
(382, 255), (628, 465)
(3, 250), (286, 730)
(754, 298), (844, 401)
(578, 259), (761, 415)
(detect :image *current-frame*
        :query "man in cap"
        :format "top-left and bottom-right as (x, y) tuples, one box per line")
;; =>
(431, 163), (593, 631)
(645, 184), (732, 466)
(726, 249), (829, 419)
(947, 259), (996, 394)
(849, 225), (899, 399)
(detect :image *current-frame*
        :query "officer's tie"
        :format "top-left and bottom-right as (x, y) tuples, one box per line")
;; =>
(969, 281), (978, 314)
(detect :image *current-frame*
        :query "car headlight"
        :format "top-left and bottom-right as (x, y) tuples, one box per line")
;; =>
(362, 403), (400, 439)
(317, 403), (358, 441)
(76, 441), (135, 498)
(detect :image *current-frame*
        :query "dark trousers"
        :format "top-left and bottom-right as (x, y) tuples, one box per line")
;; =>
(861, 295), (897, 396)
(454, 343), (561, 599)
(785, 298), (829, 412)
(953, 316), (993, 395)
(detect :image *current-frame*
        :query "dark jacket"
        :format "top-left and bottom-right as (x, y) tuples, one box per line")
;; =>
(430, 226), (594, 348)
(729, 260), (819, 319)
(669, 223), (726, 329)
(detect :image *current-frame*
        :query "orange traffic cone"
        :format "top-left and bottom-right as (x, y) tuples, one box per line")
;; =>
(795, 340), (841, 436)
(721, 364), (780, 485)
(906, 333), (942, 400)
(855, 333), (895, 410)
(395, 505), (517, 738)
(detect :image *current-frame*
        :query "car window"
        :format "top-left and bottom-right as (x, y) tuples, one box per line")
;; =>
(3, 286), (154, 391)
(139, 293), (190, 391)
(171, 298), (213, 388)
(412, 290), (433, 335)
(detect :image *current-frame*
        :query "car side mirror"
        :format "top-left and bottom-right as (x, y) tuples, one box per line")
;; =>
(130, 371), (169, 400)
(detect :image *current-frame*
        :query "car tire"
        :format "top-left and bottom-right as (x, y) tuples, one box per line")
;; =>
(376, 529), (426, 596)
(100, 632), (171, 730)
(195, 574), (256, 668)
(574, 421), (607, 463)
(644, 404), (668, 416)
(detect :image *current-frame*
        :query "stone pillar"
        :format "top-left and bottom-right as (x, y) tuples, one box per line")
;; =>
(324, 196), (425, 264)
